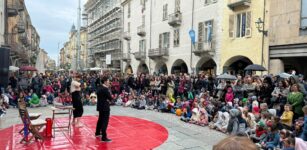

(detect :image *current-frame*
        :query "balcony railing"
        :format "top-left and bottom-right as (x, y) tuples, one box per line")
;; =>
(137, 25), (146, 37)
(7, 0), (18, 17)
(123, 32), (131, 41)
(193, 41), (215, 56)
(168, 12), (182, 27)
(121, 53), (131, 61)
(94, 41), (121, 54)
(228, 0), (251, 10)
(17, 22), (25, 33)
(88, 12), (122, 34)
(134, 51), (146, 60)
(19, 32), (29, 45)
(148, 47), (169, 58)
(7, 34), (29, 60)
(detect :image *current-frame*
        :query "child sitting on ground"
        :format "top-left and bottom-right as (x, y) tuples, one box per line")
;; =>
(89, 92), (97, 105)
(280, 104), (294, 130)
(82, 93), (91, 105)
(197, 108), (209, 126)
(40, 95), (48, 107)
(189, 107), (200, 124)
(61, 90), (72, 105)
(180, 106), (192, 122)
(260, 125), (280, 150)
(115, 94), (123, 106)
(282, 137), (295, 150)
(145, 96), (155, 110)
(250, 121), (267, 143)
(29, 93), (40, 107)
(138, 95), (146, 110)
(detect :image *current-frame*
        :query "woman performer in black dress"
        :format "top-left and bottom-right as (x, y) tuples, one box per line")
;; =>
(71, 74), (83, 127)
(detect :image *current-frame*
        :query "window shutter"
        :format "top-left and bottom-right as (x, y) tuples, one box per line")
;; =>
(245, 11), (251, 37)
(173, 30), (177, 47)
(139, 40), (142, 52)
(229, 14), (235, 39)
(144, 40), (146, 52)
(302, 0), (307, 28)
(159, 34), (162, 48)
(198, 22), (204, 42)
(175, 0), (180, 12)
(167, 32), (170, 48)
(166, 4), (168, 20)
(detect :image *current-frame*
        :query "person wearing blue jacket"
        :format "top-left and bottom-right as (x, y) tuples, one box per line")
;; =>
(262, 125), (280, 150)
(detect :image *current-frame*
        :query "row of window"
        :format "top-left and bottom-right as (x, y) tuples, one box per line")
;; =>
(88, 0), (120, 24)
(94, 40), (121, 53)
(89, 19), (121, 40)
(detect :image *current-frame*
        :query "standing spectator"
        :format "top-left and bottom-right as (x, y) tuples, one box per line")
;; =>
(259, 77), (274, 108)
(9, 75), (17, 90)
(271, 81), (289, 115)
(287, 84), (304, 121)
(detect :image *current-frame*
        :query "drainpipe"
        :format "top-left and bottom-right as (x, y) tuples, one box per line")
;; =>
(190, 0), (195, 75)
(261, 0), (267, 75)
(149, 0), (152, 74)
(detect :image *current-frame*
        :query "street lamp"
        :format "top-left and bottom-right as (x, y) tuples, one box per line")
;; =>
(255, 18), (268, 36)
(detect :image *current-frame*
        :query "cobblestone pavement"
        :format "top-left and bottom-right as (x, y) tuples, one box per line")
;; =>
(0, 106), (227, 150)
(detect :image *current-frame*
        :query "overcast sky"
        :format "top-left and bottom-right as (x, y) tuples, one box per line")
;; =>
(25, 0), (87, 64)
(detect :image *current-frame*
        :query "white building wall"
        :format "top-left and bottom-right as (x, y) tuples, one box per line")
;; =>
(35, 49), (46, 74)
(122, 0), (223, 75)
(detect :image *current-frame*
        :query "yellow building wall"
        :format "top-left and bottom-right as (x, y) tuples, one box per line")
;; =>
(220, 0), (270, 74)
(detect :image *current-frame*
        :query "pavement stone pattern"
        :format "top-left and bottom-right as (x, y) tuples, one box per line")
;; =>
(0, 106), (226, 150)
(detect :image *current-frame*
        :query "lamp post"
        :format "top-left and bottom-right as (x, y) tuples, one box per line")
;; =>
(255, 18), (268, 36)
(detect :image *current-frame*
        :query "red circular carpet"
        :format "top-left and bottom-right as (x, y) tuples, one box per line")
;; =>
(0, 115), (168, 150)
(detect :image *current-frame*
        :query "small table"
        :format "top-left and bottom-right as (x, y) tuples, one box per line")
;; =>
(50, 106), (74, 138)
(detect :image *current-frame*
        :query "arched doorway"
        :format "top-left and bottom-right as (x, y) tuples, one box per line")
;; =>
(171, 59), (188, 74)
(223, 56), (253, 75)
(196, 58), (216, 75)
(125, 64), (133, 74)
(155, 62), (168, 75)
(137, 63), (149, 74)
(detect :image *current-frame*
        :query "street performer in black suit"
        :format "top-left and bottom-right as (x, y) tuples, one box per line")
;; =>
(95, 76), (113, 142)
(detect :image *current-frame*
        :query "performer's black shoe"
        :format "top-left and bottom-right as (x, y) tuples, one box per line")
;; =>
(101, 138), (112, 142)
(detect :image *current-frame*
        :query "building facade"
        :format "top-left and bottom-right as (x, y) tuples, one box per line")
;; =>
(0, 0), (5, 45)
(59, 25), (88, 71)
(269, 0), (307, 76)
(84, 0), (122, 71)
(35, 48), (48, 73)
(5, 0), (40, 67)
(121, 0), (224, 75)
(219, 0), (269, 75)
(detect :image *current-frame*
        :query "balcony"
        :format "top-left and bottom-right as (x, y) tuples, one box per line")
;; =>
(137, 25), (146, 37)
(17, 23), (25, 33)
(228, 0), (251, 10)
(19, 33), (28, 45)
(148, 47), (169, 59)
(123, 32), (131, 41)
(168, 12), (182, 27)
(7, 0), (18, 17)
(193, 41), (215, 56)
(134, 51), (146, 60)
(121, 53), (131, 61)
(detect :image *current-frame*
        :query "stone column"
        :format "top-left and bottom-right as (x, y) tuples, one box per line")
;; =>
(269, 59), (284, 75)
